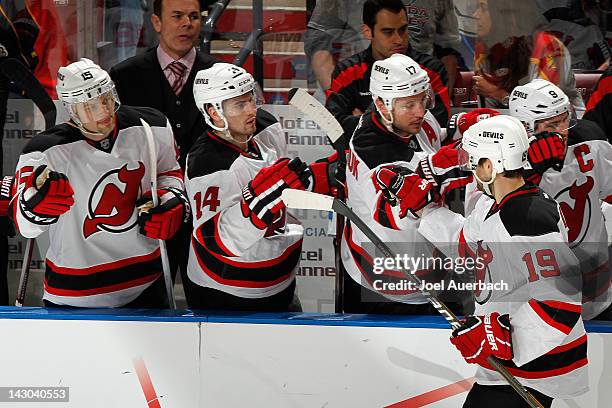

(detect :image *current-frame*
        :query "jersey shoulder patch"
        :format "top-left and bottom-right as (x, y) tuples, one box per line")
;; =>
(352, 113), (416, 169)
(22, 124), (81, 154)
(255, 109), (279, 134)
(187, 133), (240, 179)
(499, 190), (560, 237)
(116, 105), (168, 130)
(567, 119), (607, 146)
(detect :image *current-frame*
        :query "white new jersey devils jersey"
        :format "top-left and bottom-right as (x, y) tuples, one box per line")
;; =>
(538, 121), (612, 319)
(419, 185), (588, 399)
(185, 110), (302, 299)
(12, 106), (183, 307)
(341, 110), (445, 304)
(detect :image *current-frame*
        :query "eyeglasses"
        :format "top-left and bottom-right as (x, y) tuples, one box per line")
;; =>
(393, 94), (433, 113)
(536, 113), (571, 133)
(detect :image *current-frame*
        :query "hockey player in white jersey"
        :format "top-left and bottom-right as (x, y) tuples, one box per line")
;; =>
(378, 115), (587, 406)
(341, 53), (468, 313)
(185, 63), (336, 311)
(11, 59), (188, 308)
(509, 79), (612, 320)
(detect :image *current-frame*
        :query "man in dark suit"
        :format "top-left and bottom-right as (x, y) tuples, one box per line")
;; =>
(110, 0), (218, 307)
(109, 0), (218, 168)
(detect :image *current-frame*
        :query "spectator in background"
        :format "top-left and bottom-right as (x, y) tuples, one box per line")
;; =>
(29, 0), (69, 99)
(471, 0), (585, 110)
(105, 0), (147, 68)
(305, 0), (461, 93)
(110, 0), (218, 308)
(538, 0), (611, 71)
(584, 63), (612, 141)
(325, 0), (451, 151)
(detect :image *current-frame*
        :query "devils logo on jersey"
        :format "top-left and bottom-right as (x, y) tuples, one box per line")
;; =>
(555, 176), (594, 246)
(474, 241), (494, 304)
(83, 162), (145, 238)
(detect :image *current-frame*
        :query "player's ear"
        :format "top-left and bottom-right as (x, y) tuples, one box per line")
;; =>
(374, 97), (390, 120)
(151, 13), (162, 34)
(206, 105), (222, 122)
(362, 23), (373, 41)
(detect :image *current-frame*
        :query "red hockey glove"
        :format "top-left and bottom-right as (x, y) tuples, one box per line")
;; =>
(241, 157), (311, 229)
(137, 188), (188, 240)
(0, 176), (15, 217)
(308, 151), (338, 195)
(21, 165), (74, 217)
(450, 312), (513, 366)
(447, 108), (500, 141)
(417, 144), (472, 197)
(375, 167), (440, 218)
(527, 131), (566, 175)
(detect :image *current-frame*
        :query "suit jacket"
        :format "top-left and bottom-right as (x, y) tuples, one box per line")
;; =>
(109, 47), (218, 168)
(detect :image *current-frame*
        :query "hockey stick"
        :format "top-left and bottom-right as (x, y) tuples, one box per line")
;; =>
(0, 57), (56, 130)
(14, 236), (33, 307)
(281, 189), (545, 408)
(140, 118), (177, 310)
(288, 88), (346, 312)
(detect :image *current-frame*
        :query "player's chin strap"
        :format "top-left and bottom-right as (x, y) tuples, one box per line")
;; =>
(66, 120), (112, 140)
(473, 169), (497, 196)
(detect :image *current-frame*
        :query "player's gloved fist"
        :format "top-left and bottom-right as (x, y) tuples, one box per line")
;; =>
(137, 188), (188, 240)
(242, 158), (311, 229)
(527, 131), (566, 174)
(450, 312), (513, 366)
(417, 144), (472, 197)
(308, 151), (338, 195)
(447, 108), (500, 141)
(22, 165), (74, 217)
(0, 175), (15, 217)
(375, 167), (440, 218)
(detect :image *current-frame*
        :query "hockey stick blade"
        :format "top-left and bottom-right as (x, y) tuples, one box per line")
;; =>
(288, 88), (343, 144)
(282, 189), (544, 408)
(282, 189), (334, 211)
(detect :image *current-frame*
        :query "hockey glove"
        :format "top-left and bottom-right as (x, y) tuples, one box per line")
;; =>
(416, 144), (472, 197)
(241, 158), (311, 229)
(375, 167), (440, 218)
(308, 151), (338, 195)
(447, 108), (500, 142)
(527, 131), (566, 175)
(137, 188), (188, 240)
(0, 176), (14, 217)
(450, 312), (513, 366)
(21, 165), (74, 217)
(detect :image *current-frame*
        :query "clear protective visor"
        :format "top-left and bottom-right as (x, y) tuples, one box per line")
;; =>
(67, 88), (119, 125)
(222, 84), (265, 117)
(392, 86), (435, 114)
(534, 108), (577, 135)
(458, 144), (476, 171)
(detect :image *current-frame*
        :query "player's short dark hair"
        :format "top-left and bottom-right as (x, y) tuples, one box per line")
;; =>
(502, 168), (524, 179)
(477, 158), (524, 179)
(154, 0), (202, 17)
(363, 0), (407, 30)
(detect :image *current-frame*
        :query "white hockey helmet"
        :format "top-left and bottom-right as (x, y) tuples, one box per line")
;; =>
(459, 115), (529, 194)
(508, 79), (576, 135)
(56, 58), (119, 129)
(193, 63), (263, 132)
(370, 54), (434, 113)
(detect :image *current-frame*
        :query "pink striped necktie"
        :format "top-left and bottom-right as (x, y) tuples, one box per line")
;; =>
(168, 61), (187, 95)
